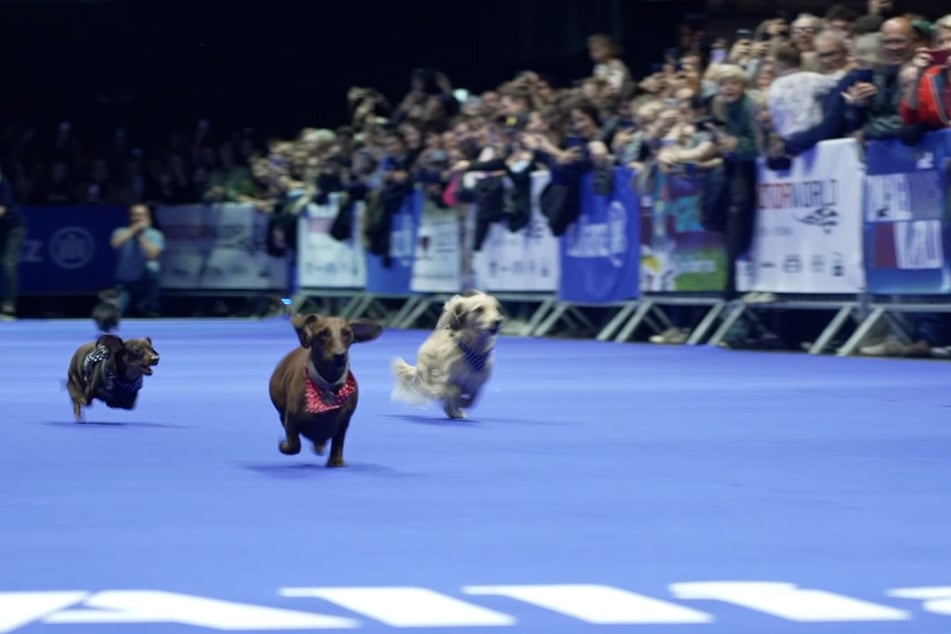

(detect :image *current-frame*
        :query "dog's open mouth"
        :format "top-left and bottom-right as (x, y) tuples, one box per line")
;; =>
(142, 366), (154, 376)
(488, 323), (502, 335)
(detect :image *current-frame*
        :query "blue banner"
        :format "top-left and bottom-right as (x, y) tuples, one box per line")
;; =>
(558, 166), (640, 303)
(17, 205), (130, 295)
(863, 130), (951, 294)
(364, 190), (419, 295)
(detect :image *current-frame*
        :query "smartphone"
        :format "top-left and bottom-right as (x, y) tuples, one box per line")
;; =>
(854, 68), (875, 83)
(710, 49), (728, 64)
(736, 29), (753, 41)
(930, 49), (950, 66)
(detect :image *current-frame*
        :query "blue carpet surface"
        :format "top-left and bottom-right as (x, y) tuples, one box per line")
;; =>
(1, 317), (949, 633)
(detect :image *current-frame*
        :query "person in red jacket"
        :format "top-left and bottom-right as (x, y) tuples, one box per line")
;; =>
(900, 15), (951, 130)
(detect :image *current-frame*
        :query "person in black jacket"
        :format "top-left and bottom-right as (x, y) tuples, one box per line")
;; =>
(0, 165), (26, 320)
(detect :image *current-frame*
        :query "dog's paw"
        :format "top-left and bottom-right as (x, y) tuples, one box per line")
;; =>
(445, 409), (467, 420)
(313, 441), (327, 456)
(326, 456), (346, 468)
(279, 439), (301, 455)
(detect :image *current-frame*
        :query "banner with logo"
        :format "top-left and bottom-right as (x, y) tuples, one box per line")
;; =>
(155, 203), (288, 290)
(17, 205), (129, 295)
(470, 171), (560, 292)
(365, 191), (419, 295)
(409, 198), (462, 293)
(640, 168), (727, 292)
(558, 166), (640, 303)
(297, 194), (367, 289)
(863, 130), (951, 294)
(746, 138), (865, 293)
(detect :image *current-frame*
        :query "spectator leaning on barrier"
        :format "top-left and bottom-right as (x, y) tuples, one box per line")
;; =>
(777, 33), (883, 158)
(843, 17), (916, 143)
(0, 164), (26, 321)
(685, 64), (760, 301)
(765, 42), (830, 143)
(109, 203), (166, 318)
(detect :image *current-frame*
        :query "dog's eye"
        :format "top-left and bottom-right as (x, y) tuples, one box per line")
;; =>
(316, 328), (330, 339)
(474, 306), (484, 315)
(342, 329), (353, 341)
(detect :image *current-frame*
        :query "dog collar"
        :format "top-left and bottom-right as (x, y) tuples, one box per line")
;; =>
(304, 365), (357, 415)
(456, 338), (492, 372)
(82, 345), (144, 394)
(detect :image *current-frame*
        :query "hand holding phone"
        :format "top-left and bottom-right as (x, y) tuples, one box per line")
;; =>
(929, 49), (950, 66)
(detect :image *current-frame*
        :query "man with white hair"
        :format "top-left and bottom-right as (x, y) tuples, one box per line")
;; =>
(775, 32), (888, 157)
(813, 29), (851, 83)
(791, 13), (823, 71)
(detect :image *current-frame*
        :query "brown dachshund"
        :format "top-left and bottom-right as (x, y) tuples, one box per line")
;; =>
(269, 313), (383, 467)
(66, 334), (160, 422)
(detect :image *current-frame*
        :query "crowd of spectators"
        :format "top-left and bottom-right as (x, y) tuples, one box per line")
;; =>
(2, 0), (950, 353)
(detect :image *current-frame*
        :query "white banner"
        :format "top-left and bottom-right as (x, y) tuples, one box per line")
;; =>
(470, 171), (561, 292)
(156, 203), (288, 290)
(743, 138), (866, 293)
(410, 199), (462, 293)
(296, 194), (367, 289)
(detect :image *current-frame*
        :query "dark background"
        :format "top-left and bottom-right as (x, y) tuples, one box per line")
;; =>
(0, 0), (704, 143)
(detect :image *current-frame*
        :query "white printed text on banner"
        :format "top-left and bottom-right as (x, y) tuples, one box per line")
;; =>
(410, 200), (462, 293)
(746, 138), (865, 294)
(156, 203), (288, 290)
(297, 195), (367, 289)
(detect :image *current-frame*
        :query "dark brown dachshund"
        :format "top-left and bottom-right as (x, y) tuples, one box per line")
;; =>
(269, 314), (382, 467)
(66, 334), (160, 422)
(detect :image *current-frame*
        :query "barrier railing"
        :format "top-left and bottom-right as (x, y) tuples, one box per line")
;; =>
(292, 166), (642, 338)
(16, 131), (950, 355)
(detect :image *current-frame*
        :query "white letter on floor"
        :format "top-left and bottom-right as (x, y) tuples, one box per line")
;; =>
(887, 586), (951, 615)
(280, 586), (515, 627)
(0, 592), (89, 633)
(44, 590), (358, 630)
(670, 582), (910, 622)
(463, 584), (712, 624)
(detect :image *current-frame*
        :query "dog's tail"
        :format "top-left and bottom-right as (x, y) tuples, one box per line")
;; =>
(390, 357), (438, 405)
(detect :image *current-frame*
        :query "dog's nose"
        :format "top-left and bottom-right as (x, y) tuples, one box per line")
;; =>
(151, 356), (160, 366)
(333, 353), (347, 365)
(493, 319), (503, 329)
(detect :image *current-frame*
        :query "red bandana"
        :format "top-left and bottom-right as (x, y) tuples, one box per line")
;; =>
(304, 368), (357, 415)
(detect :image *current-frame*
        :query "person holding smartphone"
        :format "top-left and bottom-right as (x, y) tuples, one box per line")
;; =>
(828, 17), (915, 145)
(899, 14), (951, 130)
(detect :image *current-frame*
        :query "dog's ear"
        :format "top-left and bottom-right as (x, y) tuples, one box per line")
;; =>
(96, 334), (124, 354)
(436, 295), (463, 331)
(291, 313), (320, 348)
(145, 337), (152, 346)
(350, 318), (383, 343)
(448, 300), (467, 331)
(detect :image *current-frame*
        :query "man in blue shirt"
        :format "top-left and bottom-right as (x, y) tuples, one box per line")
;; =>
(110, 203), (165, 317)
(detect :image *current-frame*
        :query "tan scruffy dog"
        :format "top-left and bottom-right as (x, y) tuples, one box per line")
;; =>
(392, 290), (503, 419)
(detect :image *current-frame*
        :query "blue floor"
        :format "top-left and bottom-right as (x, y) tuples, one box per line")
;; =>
(1, 316), (950, 633)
